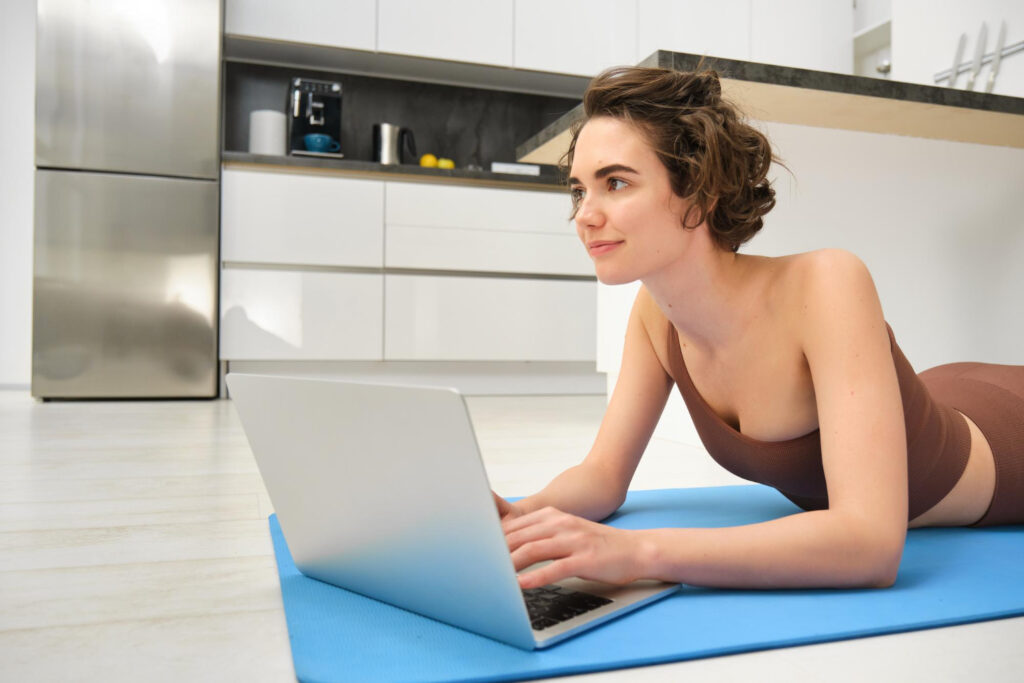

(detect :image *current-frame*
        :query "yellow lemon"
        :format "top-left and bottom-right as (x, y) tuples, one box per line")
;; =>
(419, 153), (438, 168)
(437, 158), (455, 169)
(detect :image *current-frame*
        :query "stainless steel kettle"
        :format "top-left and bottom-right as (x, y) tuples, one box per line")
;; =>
(372, 123), (417, 165)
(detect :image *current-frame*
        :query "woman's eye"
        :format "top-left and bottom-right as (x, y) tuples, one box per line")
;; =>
(568, 188), (584, 218)
(609, 178), (628, 191)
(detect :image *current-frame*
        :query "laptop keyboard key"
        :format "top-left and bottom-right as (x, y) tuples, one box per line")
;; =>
(523, 585), (613, 631)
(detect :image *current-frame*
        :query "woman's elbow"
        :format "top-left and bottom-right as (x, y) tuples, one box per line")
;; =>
(864, 560), (900, 588)
(839, 516), (905, 588)
(858, 532), (905, 589)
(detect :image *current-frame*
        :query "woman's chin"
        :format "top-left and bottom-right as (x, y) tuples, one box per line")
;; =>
(593, 268), (639, 286)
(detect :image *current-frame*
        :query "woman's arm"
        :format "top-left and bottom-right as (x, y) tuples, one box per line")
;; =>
(506, 250), (909, 590)
(501, 289), (674, 522)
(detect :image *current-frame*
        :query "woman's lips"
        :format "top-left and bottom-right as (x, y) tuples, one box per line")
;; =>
(588, 240), (623, 256)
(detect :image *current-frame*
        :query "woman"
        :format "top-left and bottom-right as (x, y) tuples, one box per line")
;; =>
(493, 66), (1024, 591)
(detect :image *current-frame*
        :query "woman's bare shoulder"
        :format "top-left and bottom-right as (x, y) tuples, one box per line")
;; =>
(773, 248), (867, 274)
(760, 250), (878, 342)
(770, 249), (874, 300)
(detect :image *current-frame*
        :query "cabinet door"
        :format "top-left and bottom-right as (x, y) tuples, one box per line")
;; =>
(750, 0), (853, 73)
(385, 275), (595, 361)
(384, 182), (590, 275)
(386, 182), (570, 233)
(221, 168), (384, 267)
(221, 268), (383, 360)
(514, 0), (637, 76)
(224, 0), (377, 51)
(377, 0), (514, 67)
(386, 225), (589, 275)
(635, 0), (752, 62)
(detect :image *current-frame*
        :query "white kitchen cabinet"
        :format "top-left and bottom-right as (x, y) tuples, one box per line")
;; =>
(750, 0), (853, 74)
(220, 268), (383, 360)
(221, 168), (384, 268)
(855, 0), (892, 33)
(384, 181), (590, 275)
(384, 274), (596, 361)
(224, 0), (377, 51)
(377, 0), (514, 67)
(635, 0), (853, 74)
(386, 182), (570, 233)
(514, 0), (637, 76)
(386, 225), (589, 275)
(635, 0), (752, 63)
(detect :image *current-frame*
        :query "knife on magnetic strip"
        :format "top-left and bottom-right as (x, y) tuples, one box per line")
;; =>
(965, 22), (988, 90)
(985, 20), (1007, 94)
(949, 33), (966, 87)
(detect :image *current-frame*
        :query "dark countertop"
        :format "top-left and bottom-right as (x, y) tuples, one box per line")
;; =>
(222, 151), (565, 192)
(517, 50), (1024, 164)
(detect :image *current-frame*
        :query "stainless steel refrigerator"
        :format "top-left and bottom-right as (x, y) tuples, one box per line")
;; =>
(33, 0), (221, 398)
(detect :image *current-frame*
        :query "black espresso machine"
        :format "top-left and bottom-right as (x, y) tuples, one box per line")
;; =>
(288, 78), (344, 158)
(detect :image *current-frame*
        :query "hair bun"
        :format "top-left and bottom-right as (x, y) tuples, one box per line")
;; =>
(677, 69), (721, 108)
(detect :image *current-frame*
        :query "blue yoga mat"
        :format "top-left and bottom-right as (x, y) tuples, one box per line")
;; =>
(269, 485), (1024, 683)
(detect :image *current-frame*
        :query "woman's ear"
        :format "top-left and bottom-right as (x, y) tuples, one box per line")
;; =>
(677, 197), (707, 231)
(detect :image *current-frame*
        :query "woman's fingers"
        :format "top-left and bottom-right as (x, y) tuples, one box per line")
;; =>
(502, 505), (563, 535)
(510, 534), (573, 572)
(503, 507), (575, 553)
(492, 491), (525, 522)
(517, 558), (580, 590)
(491, 491), (511, 517)
(502, 508), (642, 586)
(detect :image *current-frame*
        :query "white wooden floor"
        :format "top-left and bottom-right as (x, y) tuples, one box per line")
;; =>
(1, 389), (1021, 682)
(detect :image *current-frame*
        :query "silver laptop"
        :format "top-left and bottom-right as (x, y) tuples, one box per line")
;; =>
(227, 373), (679, 650)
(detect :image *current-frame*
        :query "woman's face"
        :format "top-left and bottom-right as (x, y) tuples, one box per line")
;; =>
(569, 116), (692, 285)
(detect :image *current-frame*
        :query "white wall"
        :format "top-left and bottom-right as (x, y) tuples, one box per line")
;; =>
(0, 0), (35, 387)
(757, 122), (1024, 369)
(891, 0), (1024, 95)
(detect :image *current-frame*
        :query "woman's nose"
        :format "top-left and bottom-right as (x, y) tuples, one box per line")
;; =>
(575, 196), (604, 229)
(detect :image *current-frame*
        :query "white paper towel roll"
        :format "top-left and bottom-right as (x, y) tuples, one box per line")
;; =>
(249, 109), (287, 155)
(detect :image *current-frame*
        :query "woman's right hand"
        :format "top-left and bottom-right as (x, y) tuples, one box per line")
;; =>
(492, 491), (524, 522)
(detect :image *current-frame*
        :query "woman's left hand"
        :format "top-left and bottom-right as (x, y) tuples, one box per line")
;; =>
(502, 507), (649, 589)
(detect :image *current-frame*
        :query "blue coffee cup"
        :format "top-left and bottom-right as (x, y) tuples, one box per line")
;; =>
(304, 133), (340, 153)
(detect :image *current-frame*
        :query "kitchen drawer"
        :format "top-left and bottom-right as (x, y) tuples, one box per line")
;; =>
(224, 0), (376, 51)
(385, 225), (591, 275)
(377, 0), (514, 67)
(384, 275), (595, 361)
(222, 168), (383, 267)
(221, 268), (382, 360)
(385, 181), (571, 234)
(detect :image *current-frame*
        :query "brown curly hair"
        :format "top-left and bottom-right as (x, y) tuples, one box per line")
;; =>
(564, 64), (784, 252)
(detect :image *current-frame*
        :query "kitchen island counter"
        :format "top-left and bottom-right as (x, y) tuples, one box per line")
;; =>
(517, 50), (1024, 165)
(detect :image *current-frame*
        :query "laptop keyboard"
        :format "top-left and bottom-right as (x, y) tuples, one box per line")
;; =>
(523, 585), (613, 631)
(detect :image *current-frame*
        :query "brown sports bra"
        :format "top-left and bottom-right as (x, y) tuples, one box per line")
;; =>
(664, 323), (971, 520)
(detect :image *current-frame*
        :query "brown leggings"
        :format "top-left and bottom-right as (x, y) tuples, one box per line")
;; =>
(920, 362), (1024, 526)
